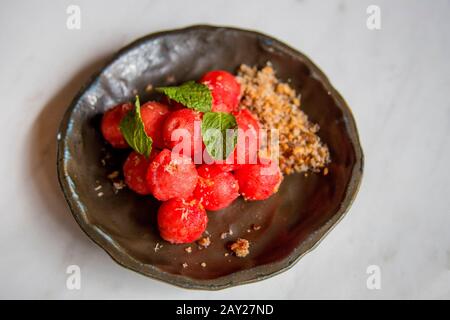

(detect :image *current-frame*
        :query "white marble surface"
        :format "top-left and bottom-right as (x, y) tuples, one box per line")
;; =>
(0, 0), (449, 299)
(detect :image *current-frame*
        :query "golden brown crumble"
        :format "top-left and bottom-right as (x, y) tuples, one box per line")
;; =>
(107, 171), (119, 180)
(197, 236), (211, 248)
(237, 63), (330, 175)
(230, 238), (250, 258)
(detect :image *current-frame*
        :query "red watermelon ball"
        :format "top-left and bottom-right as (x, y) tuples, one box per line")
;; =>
(162, 108), (203, 160)
(193, 164), (239, 211)
(234, 158), (283, 201)
(200, 70), (240, 113)
(146, 149), (198, 201)
(101, 102), (133, 148)
(157, 198), (207, 244)
(123, 150), (159, 195)
(140, 101), (170, 149)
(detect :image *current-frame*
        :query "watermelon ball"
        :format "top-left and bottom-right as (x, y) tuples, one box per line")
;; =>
(233, 108), (261, 165)
(162, 108), (203, 159)
(123, 150), (159, 195)
(234, 158), (283, 201)
(203, 108), (261, 170)
(200, 70), (241, 112)
(193, 164), (239, 211)
(203, 151), (239, 172)
(101, 103), (133, 148)
(213, 161), (239, 173)
(157, 198), (207, 244)
(140, 101), (170, 149)
(146, 149), (198, 201)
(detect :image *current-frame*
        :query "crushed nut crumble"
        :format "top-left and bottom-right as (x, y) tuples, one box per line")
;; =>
(197, 236), (211, 248)
(237, 63), (330, 175)
(230, 238), (250, 258)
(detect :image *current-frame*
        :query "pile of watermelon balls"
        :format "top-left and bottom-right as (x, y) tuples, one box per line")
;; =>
(101, 70), (283, 244)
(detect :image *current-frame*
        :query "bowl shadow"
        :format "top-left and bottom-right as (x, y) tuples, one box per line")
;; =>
(28, 55), (189, 294)
(27, 56), (110, 247)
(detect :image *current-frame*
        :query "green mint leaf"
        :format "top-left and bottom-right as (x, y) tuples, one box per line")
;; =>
(119, 96), (153, 157)
(201, 112), (238, 160)
(156, 81), (212, 112)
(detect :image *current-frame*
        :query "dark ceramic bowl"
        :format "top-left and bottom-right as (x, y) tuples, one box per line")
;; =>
(57, 25), (363, 290)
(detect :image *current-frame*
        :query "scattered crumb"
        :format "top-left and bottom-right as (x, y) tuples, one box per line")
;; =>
(154, 243), (163, 252)
(182, 262), (188, 268)
(323, 167), (329, 176)
(112, 180), (126, 193)
(252, 224), (262, 231)
(230, 238), (250, 258)
(185, 246), (192, 253)
(97, 192), (104, 197)
(220, 229), (233, 239)
(197, 236), (211, 249)
(106, 171), (126, 194)
(224, 253), (229, 257)
(200, 262), (207, 268)
(107, 171), (119, 180)
(101, 159), (106, 166)
(237, 63), (330, 175)
(145, 83), (153, 92)
(94, 185), (102, 191)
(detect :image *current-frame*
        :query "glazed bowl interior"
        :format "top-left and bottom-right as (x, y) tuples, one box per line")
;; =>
(57, 25), (363, 290)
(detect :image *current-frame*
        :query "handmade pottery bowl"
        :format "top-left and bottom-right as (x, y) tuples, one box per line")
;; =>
(57, 25), (363, 290)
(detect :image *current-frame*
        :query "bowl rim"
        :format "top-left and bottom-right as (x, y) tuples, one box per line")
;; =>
(57, 24), (364, 290)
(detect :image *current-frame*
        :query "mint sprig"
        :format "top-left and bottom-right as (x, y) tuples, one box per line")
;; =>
(201, 112), (238, 160)
(119, 96), (153, 157)
(156, 81), (212, 112)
